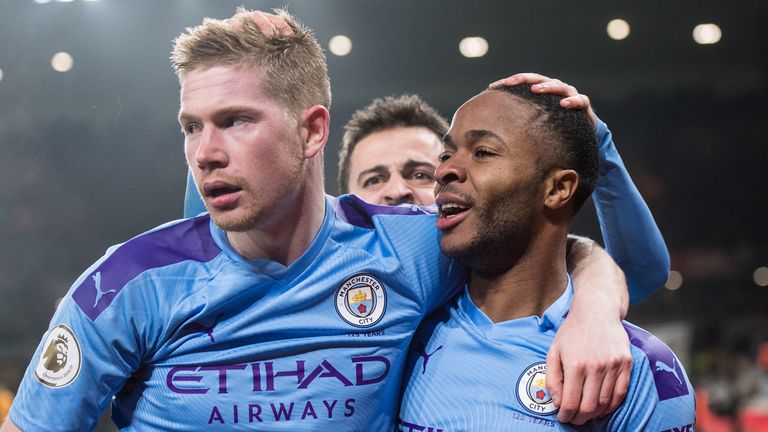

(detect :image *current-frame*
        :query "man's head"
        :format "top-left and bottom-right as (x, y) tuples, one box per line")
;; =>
(173, 9), (331, 233)
(339, 94), (448, 205)
(435, 84), (597, 275)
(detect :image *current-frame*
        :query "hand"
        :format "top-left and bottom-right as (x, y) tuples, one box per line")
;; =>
(489, 72), (597, 129)
(545, 292), (632, 424)
(227, 10), (294, 36)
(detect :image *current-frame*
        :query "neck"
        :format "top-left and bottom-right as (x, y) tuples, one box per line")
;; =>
(469, 228), (569, 323)
(227, 163), (326, 265)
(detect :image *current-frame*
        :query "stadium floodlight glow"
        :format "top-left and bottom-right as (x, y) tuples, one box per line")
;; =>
(607, 19), (631, 40)
(754, 267), (768, 287)
(459, 36), (489, 58)
(55, 0), (75, 2)
(34, 0), (52, 3)
(0, 67), (4, 83)
(693, 23), (722, 45)
(51, 52), (74, 72)
(328, 35), (353, 57)
(664, 270), (683, 290)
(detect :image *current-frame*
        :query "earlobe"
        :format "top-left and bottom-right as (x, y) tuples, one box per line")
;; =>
(300, 105), (330, 159)
(544, 170), (579, 210)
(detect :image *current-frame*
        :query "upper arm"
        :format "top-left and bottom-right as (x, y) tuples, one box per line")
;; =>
(591, 119), (670, 303)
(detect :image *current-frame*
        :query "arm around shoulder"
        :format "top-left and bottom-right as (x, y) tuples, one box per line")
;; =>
(592, 119), (670, 303)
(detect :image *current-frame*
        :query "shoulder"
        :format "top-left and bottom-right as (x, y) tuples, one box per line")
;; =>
(332, 194), (436, 229)
(624, 321), (692, 403)
(70, 215), (221, 321)
(603, 322), (696, 430)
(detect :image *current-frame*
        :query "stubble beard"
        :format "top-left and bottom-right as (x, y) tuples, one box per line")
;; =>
(441, 183), (539, 278)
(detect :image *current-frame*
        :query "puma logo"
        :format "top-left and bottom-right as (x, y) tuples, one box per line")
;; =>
(92, 272), (116, 308)
(655, 358), (682, 386)
(417, 342), (443, 374)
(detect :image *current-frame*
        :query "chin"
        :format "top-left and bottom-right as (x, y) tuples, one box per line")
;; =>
(210, 210), (259, 232)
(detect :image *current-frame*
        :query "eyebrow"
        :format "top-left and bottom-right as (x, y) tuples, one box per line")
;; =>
(356, 165), (390, 184)
(178, 106), (258, 124)
(401, 160), (437, 173)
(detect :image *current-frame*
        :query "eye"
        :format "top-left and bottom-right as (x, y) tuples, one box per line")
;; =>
(474, 148), (496, 158)
(181, 123), (201, 136)
(409, 171), (435, 184)
(438, 151), (452, 162)
(362, 176), (383, 188)
(223, 117), (250, 128)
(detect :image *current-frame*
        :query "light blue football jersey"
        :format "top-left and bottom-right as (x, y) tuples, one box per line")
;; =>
(398, 281), (696, 431)
(10, 195), (465, 431)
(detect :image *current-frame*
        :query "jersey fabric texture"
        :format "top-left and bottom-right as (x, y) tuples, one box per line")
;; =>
(10, 195), (464, 431)
(398, 281), (696, 431)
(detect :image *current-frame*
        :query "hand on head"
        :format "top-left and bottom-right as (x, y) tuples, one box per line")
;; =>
(489, 72), (597, 129)
(226, 10), (294, 37)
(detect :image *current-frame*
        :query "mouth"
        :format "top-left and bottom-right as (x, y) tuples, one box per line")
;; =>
(435, 193), (472, 230)
(202, 180), (243, 209)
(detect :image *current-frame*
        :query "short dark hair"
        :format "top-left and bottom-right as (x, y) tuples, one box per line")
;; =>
(491, 84), (598, 212)
(338, 94), (449, 193)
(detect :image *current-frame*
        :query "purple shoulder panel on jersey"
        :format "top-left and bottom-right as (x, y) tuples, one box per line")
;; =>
(334, 194), (436, 229)
(623, 322), (690, 401)
(72, 216), (220, 321)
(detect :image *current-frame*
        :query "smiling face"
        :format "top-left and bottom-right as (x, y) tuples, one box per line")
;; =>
(347, 126), (442, 206)
(179, 64), (306, 233)
(435, 91), (547, 275)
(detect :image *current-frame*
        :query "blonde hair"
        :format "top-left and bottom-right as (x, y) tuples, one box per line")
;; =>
(171, 7), (331, 116)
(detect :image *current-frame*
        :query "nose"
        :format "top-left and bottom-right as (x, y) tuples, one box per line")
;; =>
(382, 176), (415, 206)
(191, 126), (228, 171)
(435, 154), (466, 187)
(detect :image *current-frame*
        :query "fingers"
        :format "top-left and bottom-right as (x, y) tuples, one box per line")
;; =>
(568, 364), (606, 425)
(546, 349), (564, 409)
(532, 80), (579, 98)
(228, 11), (294, 36)
(594, 360), (620, 418)
(489, 72), (550, 88)
(555, 363), (586, 423)
(263, 12), (294, 36)
(606, 360), (632, 414)
(251, 11), (279, 35)
(561, 94), (590, 109)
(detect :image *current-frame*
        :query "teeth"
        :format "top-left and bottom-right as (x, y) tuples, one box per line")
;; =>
(440, 202), (469, 217)
(441, 203), (467, 210)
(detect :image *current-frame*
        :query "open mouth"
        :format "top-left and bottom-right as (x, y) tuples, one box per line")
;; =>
(435, 194), (472, 231)
(202, 181), (243, 208)
(439, 202), (469, 218)
(205, 185), (241, 198)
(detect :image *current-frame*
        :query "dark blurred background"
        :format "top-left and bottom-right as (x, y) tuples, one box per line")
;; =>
(1, 0), (767, 429)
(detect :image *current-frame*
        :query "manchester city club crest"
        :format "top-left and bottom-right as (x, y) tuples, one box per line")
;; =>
(516, 362), (558, 415)
(335, 273), (386, 327)
(35, 324), (82, 388)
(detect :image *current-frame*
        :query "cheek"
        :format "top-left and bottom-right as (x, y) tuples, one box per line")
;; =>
(414, 186), (437, 206)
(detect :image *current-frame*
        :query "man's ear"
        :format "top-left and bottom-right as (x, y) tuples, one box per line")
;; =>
(300, 105), (330, 159)
(544, 169), (579, 210)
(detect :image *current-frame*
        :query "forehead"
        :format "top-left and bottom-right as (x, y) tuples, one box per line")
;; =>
(351, 126), (442, 168)
(179, 64), (273, 109)
(450, 90), (534, 140)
